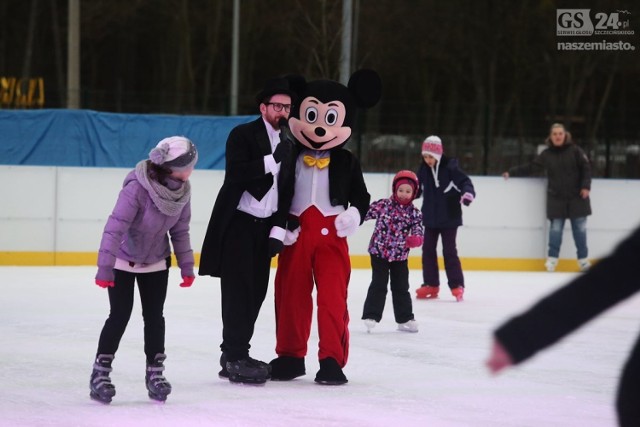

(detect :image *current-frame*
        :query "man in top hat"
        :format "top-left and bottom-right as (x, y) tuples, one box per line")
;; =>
(199, 76), (298, 384)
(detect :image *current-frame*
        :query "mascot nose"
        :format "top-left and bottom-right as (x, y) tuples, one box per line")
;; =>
(314, 127), (326, 137)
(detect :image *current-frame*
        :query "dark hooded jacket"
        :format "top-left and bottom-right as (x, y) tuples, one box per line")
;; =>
(416, 156), (475, 229)
(508, 142), (591, 219)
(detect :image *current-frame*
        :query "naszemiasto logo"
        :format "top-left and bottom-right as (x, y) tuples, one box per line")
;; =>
(557, 9), (634, 36)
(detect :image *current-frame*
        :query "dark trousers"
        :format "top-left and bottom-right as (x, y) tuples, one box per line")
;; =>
(421, 227), (464, 288)
(220, 211), (271, 362)
(617, 333), (640, 426)
(97, 268), (169, 364)
(362, 255), (414, 324)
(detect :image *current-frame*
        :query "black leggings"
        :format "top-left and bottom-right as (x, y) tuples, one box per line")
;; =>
(96, 268), (169, 364)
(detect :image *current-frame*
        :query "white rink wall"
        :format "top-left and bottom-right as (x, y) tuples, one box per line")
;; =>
(1, 165), (639, 268)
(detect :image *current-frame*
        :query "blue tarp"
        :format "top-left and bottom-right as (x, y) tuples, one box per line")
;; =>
(0, 109), (258, 169)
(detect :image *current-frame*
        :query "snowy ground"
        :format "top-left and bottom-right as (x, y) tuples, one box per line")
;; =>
(1, 266), (636, 427)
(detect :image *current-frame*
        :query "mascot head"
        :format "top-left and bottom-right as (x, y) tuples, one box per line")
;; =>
(288, 69), (382, 151)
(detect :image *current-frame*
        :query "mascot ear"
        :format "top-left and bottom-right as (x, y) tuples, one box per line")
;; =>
(283, 74), (306, 103)
(348, 69), (382, 109)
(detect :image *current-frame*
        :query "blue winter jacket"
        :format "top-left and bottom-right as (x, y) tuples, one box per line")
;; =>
(417, 156), (475, 229)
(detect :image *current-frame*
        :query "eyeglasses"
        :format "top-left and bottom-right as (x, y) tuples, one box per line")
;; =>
(266, 102), (291, 113)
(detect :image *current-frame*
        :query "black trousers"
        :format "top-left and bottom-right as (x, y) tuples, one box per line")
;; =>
(96, 268), (169, 364)
(220, 211), (271, 362)
(362, 255), (414, 324)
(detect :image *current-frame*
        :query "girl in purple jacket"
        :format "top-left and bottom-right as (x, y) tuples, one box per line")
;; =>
(90, 136), (197, 404)
(362, 170), (424, 333)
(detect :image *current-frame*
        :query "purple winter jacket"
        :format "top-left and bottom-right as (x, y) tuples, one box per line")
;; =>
(96, 170), (194, 282)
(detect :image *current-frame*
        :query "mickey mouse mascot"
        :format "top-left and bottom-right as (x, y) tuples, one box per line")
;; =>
(270, 69), (382, 385)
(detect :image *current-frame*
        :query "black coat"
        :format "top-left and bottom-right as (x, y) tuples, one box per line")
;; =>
(198, 118), (295, 277)
(509, 143), (591, 219)
(494, 226), (640, 425)
(495, 225), (640, 362)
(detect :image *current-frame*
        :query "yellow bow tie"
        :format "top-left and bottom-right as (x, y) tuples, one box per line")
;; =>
(303, 155), (330, 169)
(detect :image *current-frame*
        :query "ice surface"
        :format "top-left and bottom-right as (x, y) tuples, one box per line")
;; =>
(1, 266), (634, 427)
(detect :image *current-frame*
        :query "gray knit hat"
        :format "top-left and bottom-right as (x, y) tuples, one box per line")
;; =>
(149, 136), (198, 171)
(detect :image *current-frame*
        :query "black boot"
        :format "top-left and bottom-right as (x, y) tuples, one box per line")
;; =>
(146, 353), (172, 402)
(269, 356), (306, 381)
(314, 357), (348, 385)
(90, 354), (116, 403)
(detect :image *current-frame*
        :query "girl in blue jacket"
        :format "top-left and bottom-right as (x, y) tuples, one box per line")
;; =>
(415, 135), (475, 302)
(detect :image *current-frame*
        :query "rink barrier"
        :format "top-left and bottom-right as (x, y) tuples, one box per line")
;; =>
(2, 166), (640, 271)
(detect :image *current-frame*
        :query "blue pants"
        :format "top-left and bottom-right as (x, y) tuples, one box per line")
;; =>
(548, 217), (588, 259)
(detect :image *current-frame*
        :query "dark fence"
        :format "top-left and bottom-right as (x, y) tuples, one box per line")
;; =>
(353, 133), (640, 178)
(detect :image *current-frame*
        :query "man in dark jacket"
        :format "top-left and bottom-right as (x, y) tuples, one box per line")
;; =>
(199, 77), (297, 384)
(487, 225), (640, 427)
(503, 123), (592, 272)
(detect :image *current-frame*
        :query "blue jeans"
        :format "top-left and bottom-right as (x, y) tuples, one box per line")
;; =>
(548, 217), (588, 259)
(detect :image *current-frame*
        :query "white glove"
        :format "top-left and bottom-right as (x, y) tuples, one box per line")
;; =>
(335, 207), (361, 237)
(284, 226), (300, 246)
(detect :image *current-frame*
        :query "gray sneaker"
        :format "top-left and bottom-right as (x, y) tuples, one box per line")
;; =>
(578, 258), (591, 272)
(545, 257), (558, 272)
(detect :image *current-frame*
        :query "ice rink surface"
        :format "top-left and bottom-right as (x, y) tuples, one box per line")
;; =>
(1, 266), (636, 427)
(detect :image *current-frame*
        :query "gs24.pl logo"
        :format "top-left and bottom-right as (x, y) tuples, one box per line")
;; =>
(557, 9), (634, 36)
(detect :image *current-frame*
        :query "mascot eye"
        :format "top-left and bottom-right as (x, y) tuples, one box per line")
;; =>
(325, 109), (339, 126)
(305, 107), (318, 123)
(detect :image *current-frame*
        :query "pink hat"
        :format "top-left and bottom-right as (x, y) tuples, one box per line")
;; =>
(421, 135), (443, 161)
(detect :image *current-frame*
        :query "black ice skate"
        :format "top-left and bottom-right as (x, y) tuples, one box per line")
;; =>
(226, 357), (270, 385)
(219, 353), (272, 380)
(90, 354), (116, 404)
(145, 353), (172, 402)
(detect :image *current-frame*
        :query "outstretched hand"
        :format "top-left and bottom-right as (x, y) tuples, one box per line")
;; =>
(486, 339), (514, 374)
(460, 192), (474, 206)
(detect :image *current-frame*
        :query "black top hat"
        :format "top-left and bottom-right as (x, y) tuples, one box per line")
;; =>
(255, 76), (297, 104)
